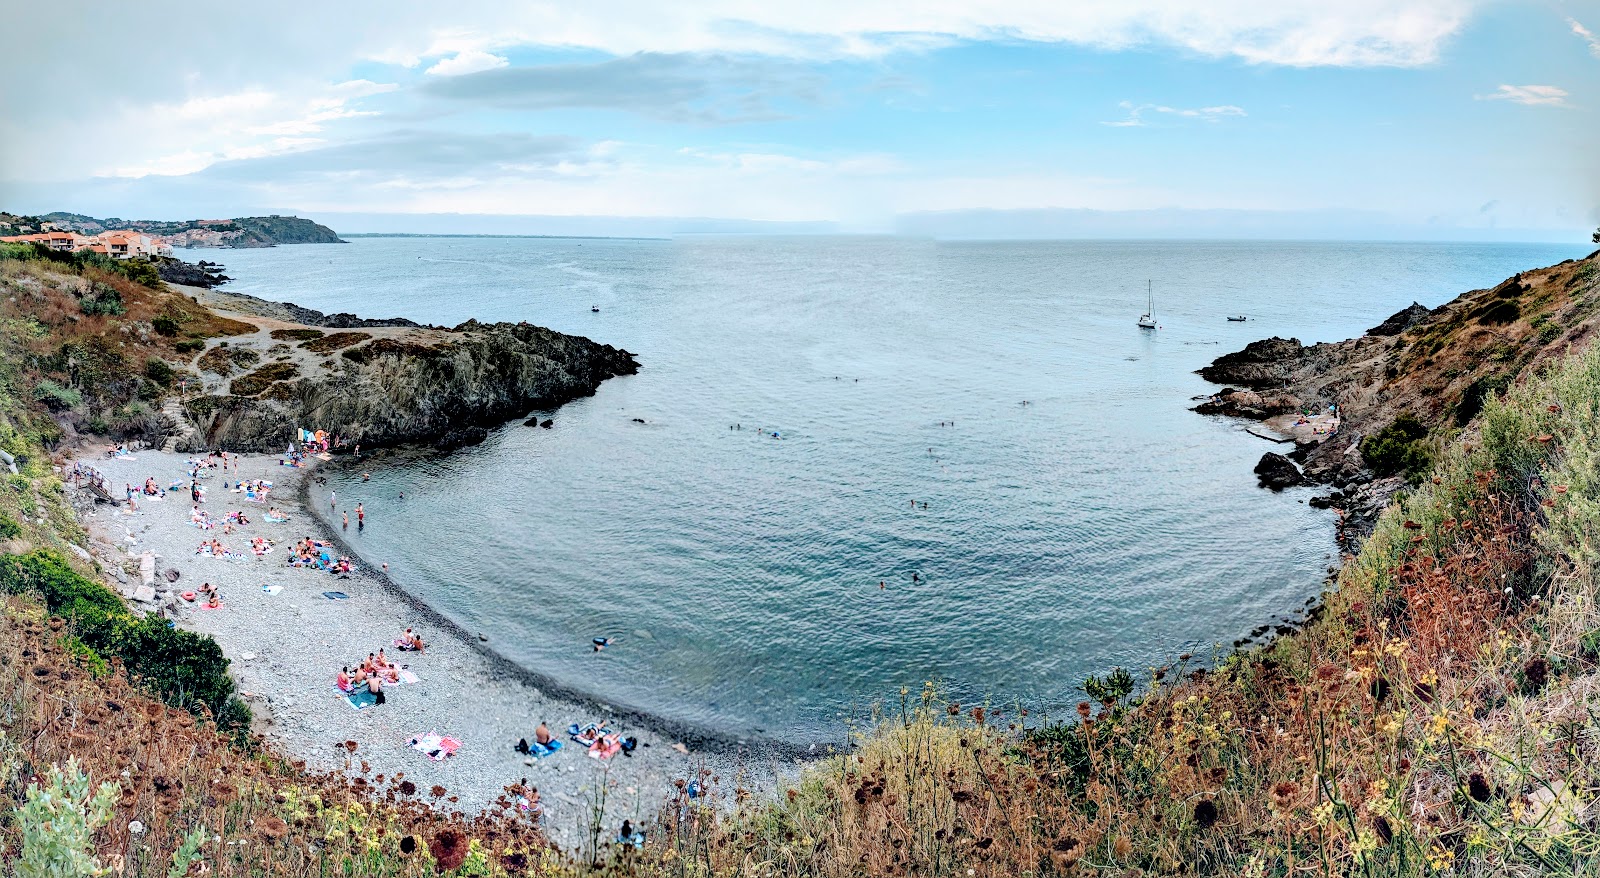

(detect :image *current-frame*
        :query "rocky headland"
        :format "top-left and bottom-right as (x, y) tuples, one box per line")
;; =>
(168, 285), (639, 452)
(1197, 248), (1600, 546)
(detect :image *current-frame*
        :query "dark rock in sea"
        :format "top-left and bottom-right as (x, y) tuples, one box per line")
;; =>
(1193, 388), (1301, 419)
(1366, 302), (1431, 336)
(1197, 337), (1305, 388)
(540, 419), (553, 429)
(524, 417), (541, 427)
(1254, 452), (1305, 490)
(1308, 494), (1336, 509)
(156, 257), (229, 289)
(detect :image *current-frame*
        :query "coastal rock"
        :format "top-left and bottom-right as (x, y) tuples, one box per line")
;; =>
(1197, 337), (1305, 388)
(1366, 302), (1431, 337)
(184, 321), (638, 452)
(1193, 389), (1301, 419)
(1253, 452), (1305, 490)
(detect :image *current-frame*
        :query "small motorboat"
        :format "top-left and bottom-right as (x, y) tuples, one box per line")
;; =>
(591, 305), (600, 313)
(1227, 315), (1248, 322)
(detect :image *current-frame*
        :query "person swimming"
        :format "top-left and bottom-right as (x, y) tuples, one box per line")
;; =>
(592, 637), (611, 652)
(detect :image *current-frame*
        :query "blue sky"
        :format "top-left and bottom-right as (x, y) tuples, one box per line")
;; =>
(0, 1), (1595, 238)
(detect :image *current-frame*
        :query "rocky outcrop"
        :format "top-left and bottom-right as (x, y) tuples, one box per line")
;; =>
(1196, 337), (1305, 388)
(1195, 250), (1600, 545)
(1253, 453), (1304, 490)
(181, 321), (637, 452)
(1194, 389), (1301, 419)
(1366, 302), (1431, 336)
(155, 257), (230, 289)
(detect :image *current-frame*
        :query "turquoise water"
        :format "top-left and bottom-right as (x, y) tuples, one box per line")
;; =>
(214, 236), (1590, 743)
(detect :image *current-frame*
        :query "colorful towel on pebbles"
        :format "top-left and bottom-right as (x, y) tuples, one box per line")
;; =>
(408, 732), (461, 760)
(346, 687), (377, 710)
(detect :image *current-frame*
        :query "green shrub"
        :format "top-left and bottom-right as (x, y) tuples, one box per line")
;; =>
(1472, 299), (1521, 325)
(173, 339), (203, 353)
(1456, 373), (1511, 426)
(0, 549), (242, 725)
(152, 315), (179, 336)
(32, 379), (82, 411)
(144, 357), (175, 386)
(1360, 412), (1433, 478)
(14, 757), (119, 878)
(0, 513), (20, 539)
(76, 281), (125, 316)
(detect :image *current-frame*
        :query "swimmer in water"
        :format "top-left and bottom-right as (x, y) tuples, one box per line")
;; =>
(592, 637), (611, 652)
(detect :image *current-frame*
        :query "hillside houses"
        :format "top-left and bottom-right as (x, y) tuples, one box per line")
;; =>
(0, 229), (170, 259)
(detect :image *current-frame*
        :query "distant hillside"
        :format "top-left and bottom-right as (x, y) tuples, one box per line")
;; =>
(25, 211), (344, 248)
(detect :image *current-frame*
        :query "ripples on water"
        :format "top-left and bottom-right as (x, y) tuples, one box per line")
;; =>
(217, 237), (1590, 742)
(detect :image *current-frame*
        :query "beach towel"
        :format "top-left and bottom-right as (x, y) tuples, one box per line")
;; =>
(529, 739), (563, 758)
(322, 591), (349, 600)
(198, 602), (225, 610)
(407, 732), (461, 761)
(398, 670), (419, 685)
(568, 722), (612, 748)
(265, 514), (290, 523)
(261, 584), (283, 595)
(588, 733), (622, 760)
(346, 687), (378, 710)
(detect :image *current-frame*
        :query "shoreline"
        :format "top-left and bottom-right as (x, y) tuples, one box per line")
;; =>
(294, 452), (818, 762)
(68, 447), (784, 845)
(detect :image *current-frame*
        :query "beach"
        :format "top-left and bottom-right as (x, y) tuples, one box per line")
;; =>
(66, 446), (769, 845)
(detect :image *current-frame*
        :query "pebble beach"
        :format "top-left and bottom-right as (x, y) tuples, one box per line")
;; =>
(66, 447), (770, 845)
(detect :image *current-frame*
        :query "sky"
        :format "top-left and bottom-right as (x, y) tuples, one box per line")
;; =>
(0, 1), (1596, 239)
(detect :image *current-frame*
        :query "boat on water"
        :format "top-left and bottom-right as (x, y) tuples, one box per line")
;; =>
(1227, 315), (1248, 322)
(1137, 280), (1157, 329)
(591, 305), (600, 313)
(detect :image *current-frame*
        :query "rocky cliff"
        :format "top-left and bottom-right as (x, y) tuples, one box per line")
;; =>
(173, 291), (637, 452)
(1197, 249), (1600, 542)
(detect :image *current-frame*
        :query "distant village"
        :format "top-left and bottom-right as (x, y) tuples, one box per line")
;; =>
(0, 217), (253, 259)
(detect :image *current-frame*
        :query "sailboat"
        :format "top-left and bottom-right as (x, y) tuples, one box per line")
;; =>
(1136, 280), (1158, 329)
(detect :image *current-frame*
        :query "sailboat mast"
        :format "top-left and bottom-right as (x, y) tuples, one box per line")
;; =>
(1147, 279), (1153, 317)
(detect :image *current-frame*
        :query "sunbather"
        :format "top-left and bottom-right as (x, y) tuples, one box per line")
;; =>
(535, 722), (553, 746)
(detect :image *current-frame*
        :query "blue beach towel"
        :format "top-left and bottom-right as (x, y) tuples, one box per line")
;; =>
(346, 686), (377, 710)
(322, 591), (349, 600)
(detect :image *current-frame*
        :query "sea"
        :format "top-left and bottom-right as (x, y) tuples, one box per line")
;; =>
(212, 236), (1591, 744)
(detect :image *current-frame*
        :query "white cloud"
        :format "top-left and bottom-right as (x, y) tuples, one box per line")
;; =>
(1477, 84), (1570, 107)
(331, 79), (401, 98)
(1571, 18), (1600, 59)
(425, 50), (509, 76)
(1104, 101), (1247, 127)
(351, 0), (1477, 69)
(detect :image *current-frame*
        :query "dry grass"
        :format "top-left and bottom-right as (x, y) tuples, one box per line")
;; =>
(0, 599), (553, 877)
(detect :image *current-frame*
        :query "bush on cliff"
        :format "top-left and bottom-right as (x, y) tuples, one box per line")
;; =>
(0, 549), (246, 729)
(1360, 411), (1432, 478)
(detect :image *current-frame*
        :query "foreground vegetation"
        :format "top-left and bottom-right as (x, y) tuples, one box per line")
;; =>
(5, 251), (1600, 876)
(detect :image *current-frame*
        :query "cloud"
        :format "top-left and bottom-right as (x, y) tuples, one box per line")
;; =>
(1477, 84), (1570, 107)
(1103, 101), (1247, 127)
(353, 0), (1477, 69)
(196, 130), (588, 183)
(425, 50), (509, 76)
(1571, 18), (1600, 59)
(419, 52), (824, 123)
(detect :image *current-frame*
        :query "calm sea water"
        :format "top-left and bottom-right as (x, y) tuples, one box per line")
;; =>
(213, 236), (1589, 743)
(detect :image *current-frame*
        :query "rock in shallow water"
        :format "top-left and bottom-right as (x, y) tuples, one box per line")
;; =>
(1254, 452), (1305, 490)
